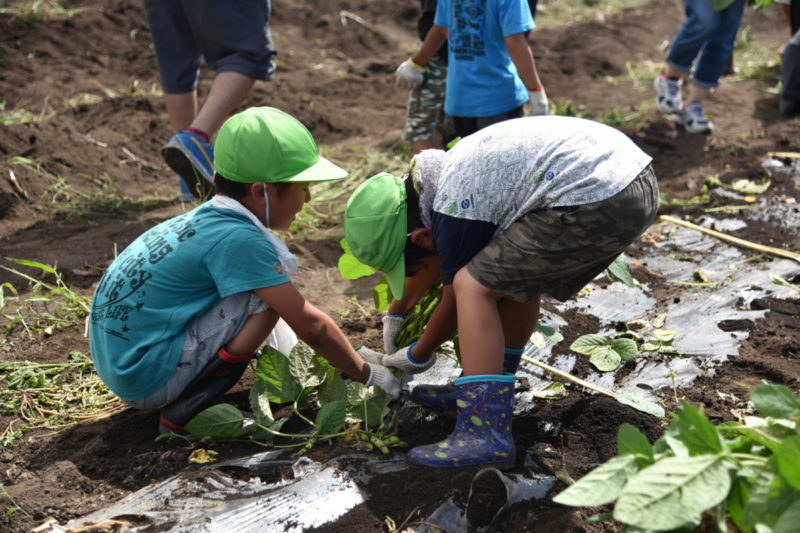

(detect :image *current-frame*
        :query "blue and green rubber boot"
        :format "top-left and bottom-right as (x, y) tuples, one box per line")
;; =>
(411, 347), (523, 411)
(408, 373), (516, 469)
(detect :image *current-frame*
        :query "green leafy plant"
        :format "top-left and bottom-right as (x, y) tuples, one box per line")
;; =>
(570, 333), (638, 372)
(604, 256), (636, 287)
(553, 384), (800, 532)
(1, 258), (91, 338)
(640, 329), (679, 355)
(168, 342), (405, 456)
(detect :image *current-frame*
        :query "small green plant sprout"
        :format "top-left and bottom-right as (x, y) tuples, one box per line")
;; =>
(553, 383), (800, 532)
(604, 255), (637, 287)
(169, 341), (405, 456)
(770, 274), (800, 297)
(1, 258), (91, 338)
(639, 328), (679, 355)
(707, 174), (771, 196)
(570, 333), (638, 372)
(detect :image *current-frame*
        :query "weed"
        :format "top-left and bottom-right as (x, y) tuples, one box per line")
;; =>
(0, 352), (125, 448)
(0, 0), (84, 19)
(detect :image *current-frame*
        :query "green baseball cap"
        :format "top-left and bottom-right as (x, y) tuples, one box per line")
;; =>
(214, 106), (347, 183)
(344, 173), (407, 300)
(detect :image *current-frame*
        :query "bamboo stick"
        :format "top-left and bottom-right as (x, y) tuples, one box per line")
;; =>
(521, 355), (615, 397)
(659, 215), (800, 264)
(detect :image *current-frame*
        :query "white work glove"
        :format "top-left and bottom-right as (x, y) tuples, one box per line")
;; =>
(394, 59), (425, 90)
(527, 87), (548, 116)
(356, 345), (384, 365)
(365, 361), (401, 399)
(383, 342), (435, 375)
(382, 314), (405, 353)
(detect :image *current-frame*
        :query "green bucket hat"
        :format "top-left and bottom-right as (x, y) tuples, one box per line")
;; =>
(214, 106), (347, 183)
(344, 173), (407, 300)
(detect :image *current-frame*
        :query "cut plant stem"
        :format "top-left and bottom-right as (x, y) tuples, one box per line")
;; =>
(659, 215), (800, 263)
(521, 355), (616, 397)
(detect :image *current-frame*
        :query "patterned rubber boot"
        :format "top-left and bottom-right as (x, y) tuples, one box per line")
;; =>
(408, 373), (516, 469)
(411, 348), (523, 411)
(158, 347), (255, 434)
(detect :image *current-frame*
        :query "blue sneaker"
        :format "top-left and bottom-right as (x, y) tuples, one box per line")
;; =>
(178, 175), (195, 202)
(674, 102), (713, 134)
(162, 130), (215, 199)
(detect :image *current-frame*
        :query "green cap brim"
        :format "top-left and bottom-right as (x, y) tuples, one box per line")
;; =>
(384, 254), (406, 301)
(285, 154), (348, 182)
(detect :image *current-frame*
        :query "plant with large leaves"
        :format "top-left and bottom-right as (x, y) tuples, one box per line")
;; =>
(553, 383), (800, 532)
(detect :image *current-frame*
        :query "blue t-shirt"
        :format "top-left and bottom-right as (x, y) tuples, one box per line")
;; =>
(435, 0), (534, 117)
(89, 204), (290, 400)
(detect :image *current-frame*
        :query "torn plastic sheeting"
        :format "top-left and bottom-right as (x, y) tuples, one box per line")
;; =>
(63, 456), (367, 532)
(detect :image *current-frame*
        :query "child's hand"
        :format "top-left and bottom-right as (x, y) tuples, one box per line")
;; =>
(364, 362), (401, 399)
(383, 343), (435, 374)
(395, 59), (425, 90)
(527, 86), (549, 116)
(356, 345), (385, 365)
(382, 314), (406, 353)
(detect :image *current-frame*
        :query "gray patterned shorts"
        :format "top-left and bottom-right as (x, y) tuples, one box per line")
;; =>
(125, 292), (267, 409)
(403, 55), (447, 142)
(466, 165), (659, 302)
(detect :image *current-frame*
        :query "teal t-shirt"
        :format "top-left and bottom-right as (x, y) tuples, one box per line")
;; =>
(89, 204), (291, 400)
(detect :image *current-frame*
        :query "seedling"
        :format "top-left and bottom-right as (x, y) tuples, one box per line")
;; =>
(167, 342), (406, 456)
(570, 333), (638, 372)
(553, 383), (800, 532)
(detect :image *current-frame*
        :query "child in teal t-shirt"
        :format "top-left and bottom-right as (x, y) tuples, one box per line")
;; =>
(89, 107), (400, 433)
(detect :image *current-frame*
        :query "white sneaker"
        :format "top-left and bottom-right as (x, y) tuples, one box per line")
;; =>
(653, 73), (683, 114)
(674, 102), (713, 134)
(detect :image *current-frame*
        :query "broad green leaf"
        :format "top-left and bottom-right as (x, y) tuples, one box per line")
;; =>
(607, 256), (635, 287)
(743, 456), (799, 528)
(617, 423), (655, 465)
(289, 341), (327, 388)
(751, 384), (799, 419)
(613, 455), (734, 530)
(185, 403), (244, 439)
(776, 436), (800, 490)
(249, 380), (274, 425)
(589, 346), (621, 371)
(570, 334), (610, 355)
(315, 400), (346, 435)
(317, 366), (347, 406)
(373, 277), (392, 312)
(532, 381), (568, 400)
(773, 499), (800, 533)
(640, 342), (660, 352)
(673, 400), (725, 455)
(337, 238), (375, 279)
(651, 329), (676, 342)
(612, 338), (638, 362)
(347, 381), (370, 404)
(536, 322), (564, 343)
(727, 478), (749, 531)
(255, 346), (301, 403)
(614, 392), (665, 418)
(553, 454), (639, 506)
(347, 398), (386, 427)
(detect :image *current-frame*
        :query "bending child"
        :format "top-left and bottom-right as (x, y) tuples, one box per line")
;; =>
(90, 107), (399, 434)
(345, 116), (658, 468)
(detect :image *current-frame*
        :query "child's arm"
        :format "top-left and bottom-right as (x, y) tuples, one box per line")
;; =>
(411, 24), (448, 68)
(255, 283), (400, 396)
(505, 32), (547, 115)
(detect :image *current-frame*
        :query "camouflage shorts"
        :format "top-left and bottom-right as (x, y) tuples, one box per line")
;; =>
(403, 55), (447, 142)
(466, 165), (659, 302)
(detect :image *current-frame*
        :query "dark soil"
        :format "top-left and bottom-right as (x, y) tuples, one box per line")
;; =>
(0, 0), (798, 532)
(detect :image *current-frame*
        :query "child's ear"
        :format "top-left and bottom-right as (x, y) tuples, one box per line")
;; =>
(410, 228), (435, 251)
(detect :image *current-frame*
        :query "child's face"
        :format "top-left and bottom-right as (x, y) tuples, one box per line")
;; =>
(269, 181), (311, 231)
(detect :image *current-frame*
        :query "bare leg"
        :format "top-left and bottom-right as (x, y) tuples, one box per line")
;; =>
(686, 85), (710, 105)
(411, 139), (433, 155)
(225, 307), (280, 355)
(662, 65), (685, 79)
(453, 268), (504, 375)
(164, 91), (198, 131)
(191, 71), (255, 138)
(499, 295), (540, 350)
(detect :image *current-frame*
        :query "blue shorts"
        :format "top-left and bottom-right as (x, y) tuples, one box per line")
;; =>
(144, 0), (276, 94)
